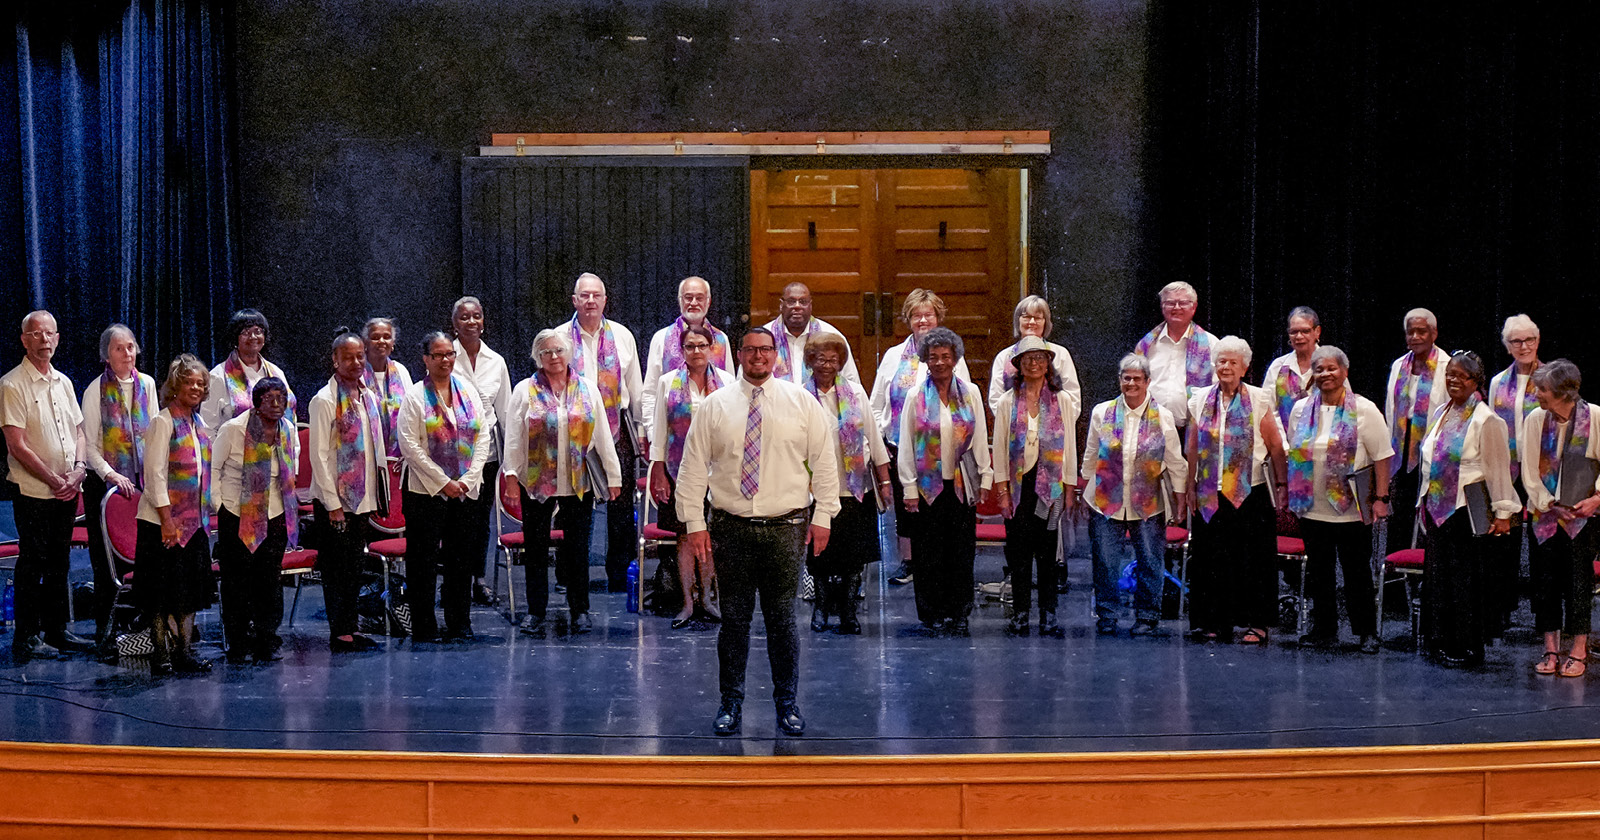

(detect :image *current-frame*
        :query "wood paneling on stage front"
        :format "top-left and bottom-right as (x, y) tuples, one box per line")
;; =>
(6, 740), (1600, 837)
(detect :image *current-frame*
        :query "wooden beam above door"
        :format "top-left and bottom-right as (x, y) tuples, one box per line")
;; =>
(482, 131), (1049, 157)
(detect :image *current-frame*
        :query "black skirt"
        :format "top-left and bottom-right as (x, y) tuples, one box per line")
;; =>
(133, 519), (215, 616)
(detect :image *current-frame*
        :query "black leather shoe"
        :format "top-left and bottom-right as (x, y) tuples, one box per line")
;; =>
(330, 635), (381, 653)
(12, 635), (60, 662)
(1358, 635), (1381, 655)
(51, 630), (95, 653)
(838, 613), (862, 635)
(472, 582), (496, 606)
(441, 628), (476, 643)
(519, 615), (546, 636)
(1095, 618), (1118, 635)
(1005, 614), (1030, 636)
(810, 603), (828, 632)
(888, 565), (913, 585)
(253, 646), (284, 663)
(950, 617), (970, 637)
(570, 613), (593, 634)
(1039, 612), (1064, 638)
(713, 702), (742, 736)
(172, 649), (212, 673)
(776, 704), (805, 736)
(1128, 619), (1160, 637)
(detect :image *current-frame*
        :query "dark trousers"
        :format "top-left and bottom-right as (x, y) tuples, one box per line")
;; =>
(1386, 467), (1422, 556)
(1530, 522), (1597, 636)
(312, 502), (367, 638)
(1004, 466), (1058, 619)
(215, 507), (288, 653)
(807, 494), (875, 618)
(1300, 517), (1377, 637)
(82, 473), (120, 638)
(886, 444), (918, 540)
(710, 509), (805, 706)
(1187, 487), (1277, 633)
(1486, 484), (1528, 632)
(403, 490), (478, 638)
(604, 429), (636, 590)
(521, 487), (596, 620)
(910, 484), (976, 625)
(462, 459), (496, 577)
(1089, 512), (1166, 621)
(1422, 508), (1488, 659)
(12, 492), (78, 644)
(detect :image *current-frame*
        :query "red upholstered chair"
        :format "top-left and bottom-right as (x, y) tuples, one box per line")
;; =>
(281, 547), (319, 627)
(70, 492), (90, 548)
(294, 425), (314, 522)
(492, 484), (564, 625)
(637, 484), (676, 608)
(361, 461), (407, 635)
(100, 488), (141, 627)
(1275, 509), (1311, 634)
(1377, 547), (1426, 648)
(1167, 523), (1191, 620)
(974, 494), (1011, 605)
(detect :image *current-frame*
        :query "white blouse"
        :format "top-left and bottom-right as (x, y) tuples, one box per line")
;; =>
(1186, 384), (1281, 488)
(1416, 401), (1520, 521)
(1285, 394), (1393, 523)
(895, 380), (993, 504)
(1517, 404), (1600, 516)
(80, 371), (160, 480)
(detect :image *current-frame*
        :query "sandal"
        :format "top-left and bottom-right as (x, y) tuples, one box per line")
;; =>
(1239, 628), (1268, 645)
(1535, 651), (1561, 675)
(1560, 655), (1588, 678)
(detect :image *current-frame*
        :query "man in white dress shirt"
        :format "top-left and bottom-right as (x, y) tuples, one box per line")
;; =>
(568, 273), (645, 592)
(676, 327), (841, 737)
(1383, 307), (1451, 555)
(640, 276), (733, 441)
(1133, 281), (1216, 428)
(1, 311), (89, 662)
(762, 282), (861, 387)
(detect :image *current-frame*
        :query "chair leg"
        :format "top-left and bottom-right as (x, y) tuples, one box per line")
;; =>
(1296, 554), (1310, 635)
(1375, 566), (1387, 644)
(381, 558), (391, 637)
(288, 577), (302, 628)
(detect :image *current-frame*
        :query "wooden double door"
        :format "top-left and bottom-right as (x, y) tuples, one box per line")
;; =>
(750, 168), (1023, 393)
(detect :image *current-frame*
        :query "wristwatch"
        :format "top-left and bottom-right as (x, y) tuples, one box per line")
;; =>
(1373, 494), (1391, 502)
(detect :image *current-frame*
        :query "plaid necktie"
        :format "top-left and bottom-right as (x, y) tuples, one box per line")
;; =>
(740, 386), (762, 498)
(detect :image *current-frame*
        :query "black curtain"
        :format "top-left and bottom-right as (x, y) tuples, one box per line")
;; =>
(0, 0), (240, 387)
(1144, 2), (1600, 398)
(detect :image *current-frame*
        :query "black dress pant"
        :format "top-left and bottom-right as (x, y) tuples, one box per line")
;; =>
(403, 490), (478, 638)
(1300, 517), (1377, 637)
(312, 501), (367, 638)
(710, 509), (806, 706)
(604, 428), (636, 590)
(1004, 466), (1058, 619)
(521, 487), (596, 620)
(1186, 486), (1277, 634)
(1530, 522), (1597, 637)
(1386, 467), (1422, 556)
(82, 473), (120, 638)
(460, 459), (497, 577)
(910, 484), (976, 625)
(1422, 508), (1489, 660)
(12, 493), (79, 645)
(886, 444), (918, 540)
(215, 507), (288, 653)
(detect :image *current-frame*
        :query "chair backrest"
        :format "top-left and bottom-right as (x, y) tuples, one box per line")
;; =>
(101, 487), (142, 564)
(1275, 507), (1302, 538)
(975, 495), (1003, 519)
(367, 460), (406, 533)
(295, 425), (313, 491)
(496, 479), (523, 526)
(75, 492), (85, 519)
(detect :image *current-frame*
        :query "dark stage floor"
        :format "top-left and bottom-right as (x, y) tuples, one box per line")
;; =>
(1, 516), (1597, 757)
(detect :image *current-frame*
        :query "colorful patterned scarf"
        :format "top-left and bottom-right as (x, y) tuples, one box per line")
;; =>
(239, 409), (297, 552)
(1006, 385), (1066, 513)
(1533, 399), (1592, 543)
(333, 380), (382, 512)
(1491, 363), (1539, 484)
(662, 367), (724, 479)
(770, 317), (821, 381)
(423, 374), (480, 479)
(223, 352), (296, 422)
(1194, 386), (1255, 522)
(166, 411), (210, 547)
(364, 360), (407, 459)
(569, 316), (622, 437)
(1287, 390), (1359, 515)
(660, 317), (731, 374)
(807, 378), (872, 501)
(525, 370), (597, 501)
(1092, 399), (1166, 519)
(1273, 357), (1311, 429)
(910, 375), (975, 503)
(1422, 394), (1481, 527)
(885, 335), (922, 446)
(1133, 322), (1215, 391)
(99, 367), (149, 481)
(1390, 350), (1439, 476)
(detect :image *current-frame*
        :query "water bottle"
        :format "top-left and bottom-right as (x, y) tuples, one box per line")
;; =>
(625, 558), (640, 614)
(1, 579), (14, 628)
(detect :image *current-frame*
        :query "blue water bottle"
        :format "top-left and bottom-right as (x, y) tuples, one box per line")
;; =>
(625, 558), (640, 614)
(1, 578), (14, 628)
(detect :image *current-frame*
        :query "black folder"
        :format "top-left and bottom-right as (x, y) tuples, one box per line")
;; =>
(1463, 480), (1493, 536)
(1344, 465), (1376, 526)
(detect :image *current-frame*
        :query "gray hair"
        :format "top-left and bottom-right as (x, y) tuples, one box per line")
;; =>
(451, 296), (482, 319)
(98, 323), (139, 362)
(532, 328), (572, 359)
(1158, 281), (1197, 303)
(362, 317), (398, 341)
(917, 327), (964, 362)
(1288, 306), (1320, 329)
(1532, 358), (1582, 403)
(1403, 307), (1437, 331)
(678, 275), (710, 296)
(1212, 335), (1253, 368)
(20, 310), (53, 333)
(1309, 345), (1350, 372)
(1501, 313), (1539, 348)
(1012, 295), (1053, 338)
(1118, 353), (1151, 379)
(573, 272), (605, 294)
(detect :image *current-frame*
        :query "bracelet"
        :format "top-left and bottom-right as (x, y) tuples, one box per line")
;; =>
(1373, 494), (1390, 502)
(878, 480), (892, 486)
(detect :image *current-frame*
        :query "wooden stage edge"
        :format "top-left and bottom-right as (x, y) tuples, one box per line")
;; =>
(7, 739), (1600, 837)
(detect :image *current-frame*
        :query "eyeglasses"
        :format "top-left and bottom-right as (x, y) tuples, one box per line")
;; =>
(682, 343), (712, 352)
(740, 345), (777, 356)
(575, 292), (605, 302)
(537, 348), (568, 358)
(427, 351), (457, 360)
(1507, 337), (1537, 348)
(239, 327), (265, 338)
(23, 330), (57, 340)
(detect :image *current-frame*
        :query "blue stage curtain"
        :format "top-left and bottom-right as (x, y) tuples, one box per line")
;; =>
(1, 0), (239, 385)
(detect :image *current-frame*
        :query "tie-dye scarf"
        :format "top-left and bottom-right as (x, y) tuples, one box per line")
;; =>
(1006, 385), (1066, 514)
(770, 317), (821, 381)
(1287, 390), (1359, 515)
(1092, 398), (1166, 520)
(525, 370), (597, 501)
(424, 374), (481, 479)
(333, 380), (382, 512)
(1491, 363), (1539, 484)
(223, 352), (296, 422)
(1134, 322), (1215, 392)
(910, 375), (975, 504)
(1423, 394), (1481, 527)
(885, 335), (922, 446)
(166, 411), (210, 548)
(807, 378), (872, 501)
(1390, 350), (1439, 476)
(1273, 358), (1311, 429)
(660, 317), (731, 374)
(99, 367), (149, 481)
(570, 316), (622, 437)
(1194, 386), (1255, 522)
(238, 409), (297, 552)
(1533, 399), (1592, 544)
(662, 367), (725, 480)
(364, 360), (407, 459)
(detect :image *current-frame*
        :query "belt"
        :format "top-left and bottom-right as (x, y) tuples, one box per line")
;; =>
(711, 507), (809, 527)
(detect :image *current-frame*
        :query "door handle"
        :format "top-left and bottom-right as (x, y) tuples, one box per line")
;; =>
(862, 292), (877, 337)
(879, 292), (896, 337)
